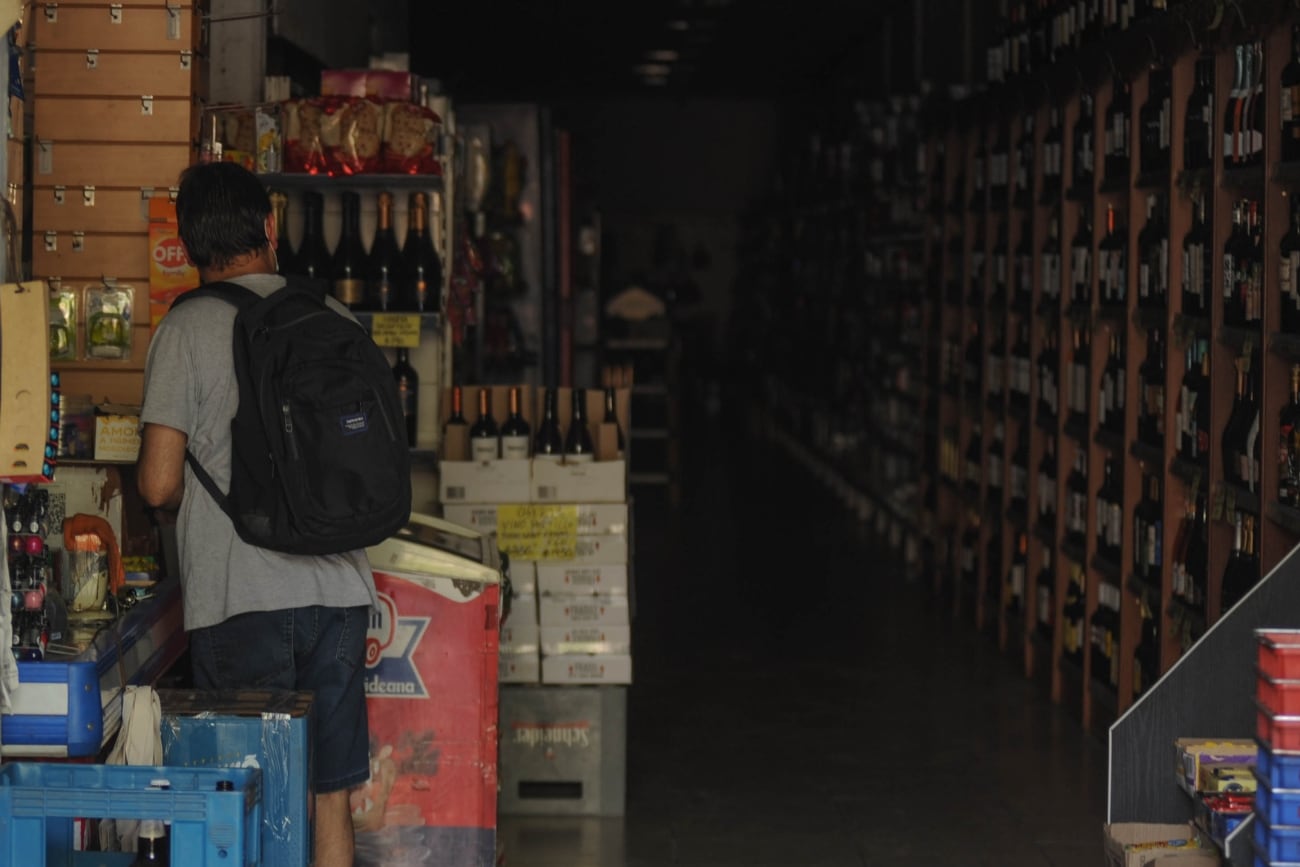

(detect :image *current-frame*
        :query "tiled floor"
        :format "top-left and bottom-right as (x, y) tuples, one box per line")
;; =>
(497, 418), (1109, 866)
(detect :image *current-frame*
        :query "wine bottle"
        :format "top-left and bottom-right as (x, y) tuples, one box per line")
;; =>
(990, 123), (1009, 205)
(1099, 331), (1126, 435)
(1007, 532), (1027, 613)
(1281, 195), (1300, 334)
(1284, 24), (1300, 163)
(1010, 321), (1031, 409)
(499, 386), (531, 459)
(1037, 433), (1057, 528)
(443, 384), (468, 443)
(1041, 213), (1062, 305)
(133, 819), (168, 866)
(1248, 43), (1266, 166)
(1193, 339), (1212, 465)
(563, 388), (595, 463)
(1066, 449), (1088, 548)
(1010, 422), (1029, 514)
(1244, 199), (1263, 326)
(992, 219), (1009, 306)
(1244, 365), (1261, 493)
(268, 190), (299, 276)
(1221, 513), (1249, 611)
(1015, 113), (1034, 205)
(1182, 194), (1210, 318)
(331, 191), (367, 309)
(1071, 207), (1092, 308)
(533, 387), (565, 461)
(1043, 107), (1063, 196)
(987, 421), (1005, 504)
(1137, 193), (1168, 309)
(1221, 361), (1248, 486)
(391, 348), (418, 447)
(401, 191), (443, 313)
(603, 387), (625, 459)
(1072, 93), (1095, 192)
(366, 191), (403, 312)
(1280, 364), (1300, 507)
(1184, 57), (1209, 171)
(1069, 324), (1090, 427)
(296, 191), (332, 288)
(1104, 76), (1130, 182)
(469, 387), (500, 461)
(1037, 325), (1059, 423)
(1099, 204), (1125, 308)
(1139, 328), (1165, 446)
(1225, 44), (1246, 167)
(1036, 545), (1054, 639)
(1063, 565), (1085, 661)
(1134, 596), (1158, 696)
(1170, 497), (1193, 602)
(1223, 201), (1246, 326)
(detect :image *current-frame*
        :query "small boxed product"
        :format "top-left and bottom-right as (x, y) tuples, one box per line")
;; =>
(324, 97), (383, 175)
(1175, 738), (1257, 794)
(93, 403), (141, 462)
(540, 625), (632, 656)
(439, 459), (531, 504)
(538, 594), (630, 628)
(49, 287), (76, 360)
(148, 197), (199, 327)
(498, 650), (540, 684)
(537, 563), (629, 596)
(541, 653), (632, 685)
(1101, 822), (1218, 867)
(499, 619), (540, 654)
(321, 69), (414, 100)
(383, 100), (441, 175)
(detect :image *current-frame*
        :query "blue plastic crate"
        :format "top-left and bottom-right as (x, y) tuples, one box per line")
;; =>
(1254, 813), (1300, 863)
(1257, 775), (1300, 828)
(1, 662), (102, 757)
(0, 763), (261, 867)
(1259, 742), (1300, 789)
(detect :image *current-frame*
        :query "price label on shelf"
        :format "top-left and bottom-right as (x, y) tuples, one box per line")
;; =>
(369, 314), (421, 348)
(496, 504), (579, 561)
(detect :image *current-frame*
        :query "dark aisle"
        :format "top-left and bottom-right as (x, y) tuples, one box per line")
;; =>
(498, 413), (1109, 867)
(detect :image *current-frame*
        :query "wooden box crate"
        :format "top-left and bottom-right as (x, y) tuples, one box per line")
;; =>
(30, 2), (205, 53)
(34, 140), (193, 188)
(32, 47), (206, 99)
(35, 94), (198, 143)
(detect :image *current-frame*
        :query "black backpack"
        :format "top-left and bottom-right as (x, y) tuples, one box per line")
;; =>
(170, 279), (412, 555)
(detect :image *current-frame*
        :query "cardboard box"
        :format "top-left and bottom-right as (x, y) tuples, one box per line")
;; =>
(506, 559), (537, 595)
(500, 619), (540, 654)
(539, 594), (630, 628)
(536, 386), (630, 463)
(443, 503), (629, 536)
(537, 563), (629, 596)
(573, 533), (629, 565)
(93, 404), (141, 461)
(1102, 822), (1217, 867)
(541, 654), (633, 685)
(0, 282), (56, 484)
(440, 384), (536, 462)
(158, 689), (313, 867)
(439, 459), (531, 504)
(540, 625), (632, 656)
(532, 459), (626, 504)
(498, 651), (540, 684)
(507, 593), (538, 627)
(148, 197), (199, 327)
(1175, 738), (1257, 793)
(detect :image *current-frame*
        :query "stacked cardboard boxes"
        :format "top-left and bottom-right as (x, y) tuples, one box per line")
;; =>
(441, 385), (632, 686)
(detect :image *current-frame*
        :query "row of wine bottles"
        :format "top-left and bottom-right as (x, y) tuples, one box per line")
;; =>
(443, 385), (625, 462)
(270, 189), (443, 314)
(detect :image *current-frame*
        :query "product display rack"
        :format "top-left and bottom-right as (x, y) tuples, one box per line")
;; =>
(923, 5), (1300, 736)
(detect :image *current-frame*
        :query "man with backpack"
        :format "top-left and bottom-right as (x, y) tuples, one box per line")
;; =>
(138, 161), (409, 867)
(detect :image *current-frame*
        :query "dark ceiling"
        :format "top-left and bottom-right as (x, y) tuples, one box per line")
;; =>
(410, 0), (951, 105)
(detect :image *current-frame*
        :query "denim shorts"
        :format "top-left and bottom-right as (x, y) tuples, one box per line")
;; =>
(189, 605), (371, 793)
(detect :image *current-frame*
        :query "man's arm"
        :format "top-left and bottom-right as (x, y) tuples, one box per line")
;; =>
(137, 422), (188, 510)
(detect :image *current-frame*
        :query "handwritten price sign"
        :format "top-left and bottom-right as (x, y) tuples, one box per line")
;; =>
(496, 504), (579, 561)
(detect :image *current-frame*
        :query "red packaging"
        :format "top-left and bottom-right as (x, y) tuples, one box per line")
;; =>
(352, 569), (500, 866)
(284, 98), (329, 174)
(383, 101), (442, 175)
(322, 69), (414, 101)
(324, 97), (383, 175)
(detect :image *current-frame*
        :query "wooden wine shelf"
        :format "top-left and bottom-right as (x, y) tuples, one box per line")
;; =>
(1267, 502), (1300, 538)
(1063, 416), (1090, 445)
(1167, 597), (1208, 635)
(1132, 306), (1168, 330)
(1129, 440), (1164, 469)
(1006, 501), (1029, 529)
(1061, 537), (1087, 566)
(1275, 161), (1300, 186)
(1091, 553), (1122, 583)
(1218, 325), (1262, 354)
(1218, 480), (1262, 516)
(1270, 332), (1300, 363)
(1169, 456), (1206, 490)
(1033, 520), (1056, 548)
(1094, 428), (1125, 456)
(1134, 170), (1171, 191)
(1221, 165), (1265, 192)
(1172, 313), (1211, 340)
(257, 172), (445, 191)
(1126, 574), (1160, 604)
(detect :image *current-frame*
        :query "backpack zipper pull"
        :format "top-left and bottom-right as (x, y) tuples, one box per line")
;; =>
(282, 400), (293, 434)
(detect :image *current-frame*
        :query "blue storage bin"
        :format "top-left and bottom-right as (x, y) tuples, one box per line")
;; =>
(0, 763), (261, 867)
(1257, 775), (1300, 827)
(1259, 743), (1300, 789)
(1, 662), (102, 757)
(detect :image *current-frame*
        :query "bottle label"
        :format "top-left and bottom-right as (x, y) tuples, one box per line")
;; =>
(471, 438), (499, 462)
(1284, 88), (1293, 124)
(1223, 254), (1235, 300)
(1139, 263), (1150, 298)
(1291, 251), (1300, 303)
(501, 435), (530, 460)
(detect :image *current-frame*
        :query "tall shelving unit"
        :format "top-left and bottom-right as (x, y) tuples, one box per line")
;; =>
(920, 4), (1300, 733)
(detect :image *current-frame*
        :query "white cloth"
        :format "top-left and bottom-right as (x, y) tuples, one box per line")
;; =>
(0, 506), (18, 723)
(99, 685), (162, 853)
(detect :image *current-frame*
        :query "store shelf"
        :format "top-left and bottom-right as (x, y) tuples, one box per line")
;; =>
(1270, 331), (1300, 364)
(1267, 501), (1300, 537)
(1061, 537), (1086, 566)
(1033, 520), (1056, 548)
(1063, 415), (1089, 445)
(257, 172), (445, 191)
(1166, 596), (1207, 635)
(354, 311), (442, 328)
(1172, 313), (1211, 340)
(1133, 169), (1170, 191)
(1097, 304), (1127, 324)
(1169, 455), (1206, 489)
(1091, 553), (1122, 583)
(1129, 440), (1164, 469)
(1218, 480), (1261, 516)
(1094, 428), (1124, 456)
(1221, 165), (1265, 192)
(1126, 574), (1159, 604)
(1131, 306), (1168, 331)
(1218, 325), (1261, 354)
(1006, 501), (1028, 529)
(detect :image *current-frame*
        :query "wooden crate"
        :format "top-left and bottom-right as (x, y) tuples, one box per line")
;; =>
(34, 140), (193, 188)
(30, 3), (204, 53)
(31, 229), (150, 280)
(33, 184), (164, 233)
(32, 47), (206, 99)
(34, 94), (197, 143)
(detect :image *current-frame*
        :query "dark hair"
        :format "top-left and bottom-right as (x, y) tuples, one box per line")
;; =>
(175, 162), (271, 270)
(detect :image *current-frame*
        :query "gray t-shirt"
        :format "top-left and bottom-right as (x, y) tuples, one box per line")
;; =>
(141, 273), (377, 631)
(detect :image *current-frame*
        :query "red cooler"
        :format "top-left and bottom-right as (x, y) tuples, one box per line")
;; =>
(355, 514), (504, 867)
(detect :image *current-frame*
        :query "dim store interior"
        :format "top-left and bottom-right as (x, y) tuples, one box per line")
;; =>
(34, 0), (1300, 866)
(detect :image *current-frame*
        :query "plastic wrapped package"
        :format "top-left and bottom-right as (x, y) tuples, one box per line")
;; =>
(324, 97), (384, 175)
(49, 288), (76, 361)
(158, 689), (313, 867)
(284, 99), (329, 174)
(383, 101), (441, 175)
(83, 281), (133, 361)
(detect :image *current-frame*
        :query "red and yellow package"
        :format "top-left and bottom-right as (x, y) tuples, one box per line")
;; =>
(284, 98), (329, 174)
(383, 101), (442, 175)
(324, 97), (383, 175)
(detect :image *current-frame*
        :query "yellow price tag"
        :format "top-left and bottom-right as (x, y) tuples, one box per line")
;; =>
(369, 313), (421, 348)
(496, 504), (579, 561)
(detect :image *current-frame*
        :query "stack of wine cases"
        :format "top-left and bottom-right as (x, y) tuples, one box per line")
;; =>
(920, 8), (1300, 734)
